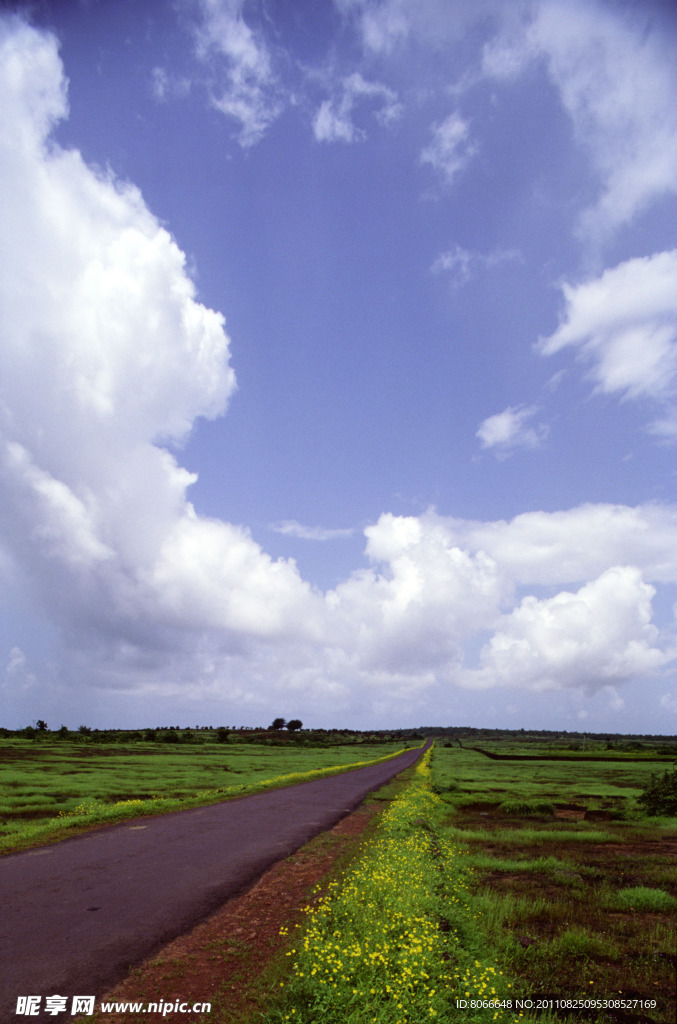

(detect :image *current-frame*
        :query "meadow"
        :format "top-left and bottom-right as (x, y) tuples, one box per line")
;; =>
(432, 745), (677, 1023)
(256, 741), (676, 1024)
(3, 731), (675, 1024)
(0, 736), (408, 853)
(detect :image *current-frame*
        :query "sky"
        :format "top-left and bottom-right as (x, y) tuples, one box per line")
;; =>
(2, 0), (677, 733)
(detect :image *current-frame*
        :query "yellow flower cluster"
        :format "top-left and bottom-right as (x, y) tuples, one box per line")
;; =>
(57, 800), (102, 818)
(271, 749), (514, 1023)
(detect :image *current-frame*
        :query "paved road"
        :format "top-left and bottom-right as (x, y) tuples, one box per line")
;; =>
(0, 743), (428, 1022)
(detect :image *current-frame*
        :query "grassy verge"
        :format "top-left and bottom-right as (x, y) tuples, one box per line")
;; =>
(263, 747), (517, 1024)
(433, 746), (677, 1024)
(1, 745), (411, 855)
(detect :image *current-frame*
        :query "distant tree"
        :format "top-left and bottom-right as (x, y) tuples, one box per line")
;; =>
(35, 719), (48, 732)
(287, 719), (303, 732)
(637, 769), (677, 817)
(78, 724), (92, 735)
(58, 725), (69, 738)
(216, 728), (230, 743)
(269, 717), (286, 730)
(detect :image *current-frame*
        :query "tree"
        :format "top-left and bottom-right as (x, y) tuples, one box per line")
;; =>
(287, 719), (303, 732)
(36, 719), (48, 732)
(269, 717), (286, 730)
(637, 769), (677, 816)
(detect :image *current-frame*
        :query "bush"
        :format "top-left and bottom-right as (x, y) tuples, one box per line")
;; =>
(637, 768), (677, 816)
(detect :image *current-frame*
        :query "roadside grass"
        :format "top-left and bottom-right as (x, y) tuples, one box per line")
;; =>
(262, 748), (520, 1024)
(0, 742), (409, 854)
(433, 747), (677, 1024)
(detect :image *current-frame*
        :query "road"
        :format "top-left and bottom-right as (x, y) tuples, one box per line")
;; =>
(0, 743), (428, 1022)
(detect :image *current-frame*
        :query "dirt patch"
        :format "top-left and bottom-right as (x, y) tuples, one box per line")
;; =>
(88, 801), (385, 1023)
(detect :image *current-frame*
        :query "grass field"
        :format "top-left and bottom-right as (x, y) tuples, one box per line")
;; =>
(0, 738), (408, 852)
(432, 745), (677, 1024)
(3, 734), (675, 1023)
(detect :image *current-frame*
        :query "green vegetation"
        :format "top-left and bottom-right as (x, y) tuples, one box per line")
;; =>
(605, 887), (677, 913)
(265, 748), (515, 1024)
(4, 726), (676, 1022)
(637, 767), (677, 815)
(0, 738), (411, 854)
(431, 745), (677, 1024)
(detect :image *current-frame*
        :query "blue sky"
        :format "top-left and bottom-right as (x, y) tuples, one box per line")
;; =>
(2, 0), (677, 732)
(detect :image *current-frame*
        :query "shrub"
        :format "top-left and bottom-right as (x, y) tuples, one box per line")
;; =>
(637, 768), (677, 816)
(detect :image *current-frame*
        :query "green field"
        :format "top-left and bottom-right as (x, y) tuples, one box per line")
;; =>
(431, 745), (677, 1023)
(3, 733), (676, 1023)
(0, 737), (408, 852)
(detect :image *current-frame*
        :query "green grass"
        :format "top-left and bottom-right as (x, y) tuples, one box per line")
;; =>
(0, 740), (409, 853)
(431, 745), (677, 1024)
(605, 887), (677, 912)
(262, 748), (518, 1024)
(445, 826), (615, 844)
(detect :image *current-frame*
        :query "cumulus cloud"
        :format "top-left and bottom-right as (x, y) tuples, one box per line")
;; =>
(313, 72), (401, 144)
(439, 503), (677, 587)
(326, 512), (508, 677)
(191, 0), (283, 146)
(0, 17), (315, 664)
(483, 0), (677, 240)
(420, 111), (476, 186)
(2, 15), (677, 725)
(461, 567), (668, 692)
(539, 251), (677, 417)
(476, 405), (547, 457)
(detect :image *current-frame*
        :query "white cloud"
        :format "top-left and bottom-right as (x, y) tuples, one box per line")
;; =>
(421, 111), (475, 186)
(336, 0), (511, 57)
(476, 405), (547, 457)
(602, 685), (625, 713)
(272, 520), (355, 541)
(659, 693), (677, 715)
(6, 646), (27, 677)
(192, 0), (283, 147)
(3, 16), (677, 725)
(326, 512), (509, 675)
(151, 66), (191, 102)
(483, 0), (677, 240)
(539, 251), (677, 412)
(441, 503), (677, 587)
(462, 567), (668, 692)
(432, 243), (521, 287)
(313, 72), (401, 144)
(0, 17), (315, 660)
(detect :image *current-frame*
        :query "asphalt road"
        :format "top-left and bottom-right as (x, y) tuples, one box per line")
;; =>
(0, 743), (428, 1022)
